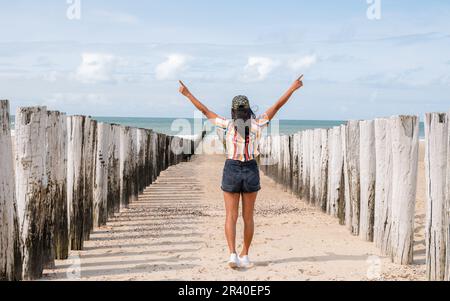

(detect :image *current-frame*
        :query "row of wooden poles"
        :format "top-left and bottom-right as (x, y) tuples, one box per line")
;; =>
(260, 111), (450, 281)
(0, 100), (204, 281)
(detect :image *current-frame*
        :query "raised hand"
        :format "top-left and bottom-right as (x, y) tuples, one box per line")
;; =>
(290, 75), (304, 92)
(179, 80), (191, 97)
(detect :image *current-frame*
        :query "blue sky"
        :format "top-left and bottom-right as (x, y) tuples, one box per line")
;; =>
(0, 0), (449, 120)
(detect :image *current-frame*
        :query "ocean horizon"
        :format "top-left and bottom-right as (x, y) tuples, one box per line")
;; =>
(9, 116), (426, 138)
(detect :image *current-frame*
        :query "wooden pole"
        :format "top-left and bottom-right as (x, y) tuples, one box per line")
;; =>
(300, 131), (309, 201)
(291, 133), (300, 195)
(390, 115), (419, 265)
(275, 136), (282, 185)
(283, 135), (291, 191)
(151, 131), (159, 182)
(297, 132), (304, 197)
(359, 120), (376, 242)
(136, 129), (148, 193)
(145, 130), (153, 186)
(341, 124), (349, 226)
(93, 123), (109, 227)
(310, 130), (320, 205)
(83, 118), (97, 241)
(446, 110), (450, 282)
(304, 130), (312, 202)
(344, 121), (360, 236)
(107, 124), (121, 216)
(15, 106), (48, 280)
(119, 126), (132, 209)
(425, 112), (448, 279)
(328, 126), (344, 220)
(374, 118), (393, 255)
(46, 111), (68, 262)
(0, 100), (22, 280)
(67, 115), (87, 250)
(130, 128), (138, 204)
(319, 129), (329, 212)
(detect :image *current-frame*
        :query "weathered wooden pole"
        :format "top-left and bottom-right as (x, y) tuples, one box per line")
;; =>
(67, 115), (87, 250)
(136, 128), (144, 193)
(304, 130), (312, 202)
(159, 134), (166, 173)
(297, 132), (304, 197)
(83, 118), (97, 241)
(267, 135), (275, 179)
(46, 111), (68, 262)
(15, 106), (48, 280)
(310, 130), (320, 205)
(119, 126), (133, 209)
(344, 120), (360, 236)
(326, 129), (333, 215)
(282, 135), (291, 191)
(359, 120), (376, 242)
(0, 100), (22, 281)
(162, 134), (169, 171)
(93, 123), (109, 227)
(130, 127), (138, 204)
(390, 115), (419, 265)
(327, 126), (344, 221)
(107, 124), (121, 216)
(151, 131), (159, 182)
(268, 136), (275, 178)
(291, 133), (300, 195)
(374, 118), (393, 255)
(136, 128), (148, 193)
(319, 129), (329, 212)
(446, 110), (450, 282)
(274, 135), (282, 184)
(300, 131), (309, 201)
(424, 112), (448, 279)
(340, 124), (349, 226)
(145, 130), (153, 186)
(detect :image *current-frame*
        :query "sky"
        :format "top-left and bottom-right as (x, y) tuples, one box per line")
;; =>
(0, 0), (449, 120)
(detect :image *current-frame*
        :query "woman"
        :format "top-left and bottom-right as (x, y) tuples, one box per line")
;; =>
(179, 76), (304, 269)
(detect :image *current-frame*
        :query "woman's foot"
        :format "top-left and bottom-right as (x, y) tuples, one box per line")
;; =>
(239, 255), (252, 268)
(228, 253), (240, 269)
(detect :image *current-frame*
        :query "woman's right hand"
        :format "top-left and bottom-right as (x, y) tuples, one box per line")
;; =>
(179, 80), (191, 97)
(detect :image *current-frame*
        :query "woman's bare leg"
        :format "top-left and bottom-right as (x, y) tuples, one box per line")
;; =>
(224, 192), (240, 254)
(241, 192), (257, 257)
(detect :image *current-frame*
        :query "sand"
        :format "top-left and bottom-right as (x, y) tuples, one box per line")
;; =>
(42, 142), (427, 281)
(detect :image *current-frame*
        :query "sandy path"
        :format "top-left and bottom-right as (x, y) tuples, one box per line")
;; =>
(43, 148), (427, 281)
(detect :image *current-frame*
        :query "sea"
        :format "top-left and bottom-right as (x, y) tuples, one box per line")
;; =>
(10, 117), (426, 139)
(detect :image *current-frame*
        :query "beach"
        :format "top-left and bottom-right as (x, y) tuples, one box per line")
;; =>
(42, 141), (427, 281)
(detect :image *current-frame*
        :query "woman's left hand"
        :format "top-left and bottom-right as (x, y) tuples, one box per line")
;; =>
(290, 75), (304, 92)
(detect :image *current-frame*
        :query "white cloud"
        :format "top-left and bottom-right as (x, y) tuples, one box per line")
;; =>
(75, 53), (123, 84)
(155, 54), (188, 80)
(242, 56), (279, 82)
(289, 54), (317, 71)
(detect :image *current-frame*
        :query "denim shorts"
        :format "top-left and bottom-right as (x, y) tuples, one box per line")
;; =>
(221, 159), (261, 193)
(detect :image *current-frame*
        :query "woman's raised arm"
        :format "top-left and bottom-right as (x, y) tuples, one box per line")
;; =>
(179, 80), (218, 121)
(265, 75), (304, 121)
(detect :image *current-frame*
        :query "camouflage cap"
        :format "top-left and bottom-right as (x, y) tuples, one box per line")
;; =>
(232, 95), (250, 110)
